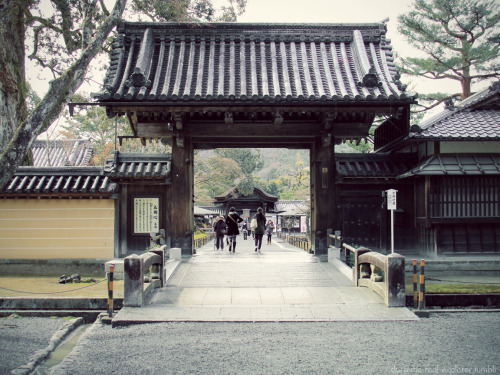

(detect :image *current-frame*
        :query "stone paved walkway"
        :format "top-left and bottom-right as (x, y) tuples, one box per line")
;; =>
(112, 235), (418, 325)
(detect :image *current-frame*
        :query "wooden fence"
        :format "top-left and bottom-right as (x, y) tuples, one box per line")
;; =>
(277, 232), (311, 252)
(194, 232), (214, 249)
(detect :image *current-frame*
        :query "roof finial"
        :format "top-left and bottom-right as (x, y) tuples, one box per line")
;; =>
(444, 98), (455, 110)
(489, 81), (500, 93)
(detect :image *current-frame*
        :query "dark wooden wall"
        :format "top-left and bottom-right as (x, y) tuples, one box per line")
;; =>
(338, 183), (415, 253)
(118, 183), (169, 256)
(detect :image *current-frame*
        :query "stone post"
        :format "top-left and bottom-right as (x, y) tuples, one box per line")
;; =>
(124, 254), (143, 307)
(386, 253), (406, 307)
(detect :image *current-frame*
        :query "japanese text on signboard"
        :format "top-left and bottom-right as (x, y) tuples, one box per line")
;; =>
(386, 189), (397, 211)
(134, 198), (160, 233)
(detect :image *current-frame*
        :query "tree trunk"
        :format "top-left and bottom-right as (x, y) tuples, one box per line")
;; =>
(462, 65), (472, 99)
(0, 0), (127, 191)
(0, 0), (28, 153)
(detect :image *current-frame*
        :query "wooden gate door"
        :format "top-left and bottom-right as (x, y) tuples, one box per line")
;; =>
(341, 197), (382, 250)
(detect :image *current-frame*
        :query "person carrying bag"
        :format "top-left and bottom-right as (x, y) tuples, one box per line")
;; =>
(213, 216), (227, 251)
(226, 207), (243, 253)
(253, 207), (266, 252)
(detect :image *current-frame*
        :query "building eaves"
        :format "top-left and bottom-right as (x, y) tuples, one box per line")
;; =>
(214, 186), (278, 202)
(409, 83), (500, 141)
(1, 166), (116, 198)
(398, 154), (500, 179)
(336, 153), (416, 179)
(410, 110), (500, 140)
(103, 152), (171, 182)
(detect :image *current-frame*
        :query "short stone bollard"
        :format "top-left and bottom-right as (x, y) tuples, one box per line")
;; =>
(124, 254), (143, 307)
(169, 247), (182, 260)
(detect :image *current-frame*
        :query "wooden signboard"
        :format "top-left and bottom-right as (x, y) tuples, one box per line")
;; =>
(134, 197), (160, 234)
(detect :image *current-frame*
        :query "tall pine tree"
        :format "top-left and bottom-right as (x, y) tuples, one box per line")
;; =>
(398, 0), (499, 108)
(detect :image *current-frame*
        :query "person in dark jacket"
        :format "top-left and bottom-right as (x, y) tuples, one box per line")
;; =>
(226, 207), (243, 252)
(213, 216), (227, 251)
(242, 221), (248, 240)
(253, 207), (266, 252)
(265, 220), (275, 245)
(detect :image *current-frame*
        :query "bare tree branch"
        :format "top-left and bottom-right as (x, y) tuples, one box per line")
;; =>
(0, 0), (128, 191)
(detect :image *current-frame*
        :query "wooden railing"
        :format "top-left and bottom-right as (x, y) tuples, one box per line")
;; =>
(327, 229), (354, 267)
(124, 246), (165, 307)
(194, 232), (214, 249)
(277, 232), (311, 252)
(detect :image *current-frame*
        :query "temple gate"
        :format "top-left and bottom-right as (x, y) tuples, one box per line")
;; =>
(94, 22), (415, 258)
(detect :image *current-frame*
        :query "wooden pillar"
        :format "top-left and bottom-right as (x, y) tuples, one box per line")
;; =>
(170, 136), (194, 257)
(310, 136), (337, 260)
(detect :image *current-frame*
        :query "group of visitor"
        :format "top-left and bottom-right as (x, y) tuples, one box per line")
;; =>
(212, 207), (275, 253)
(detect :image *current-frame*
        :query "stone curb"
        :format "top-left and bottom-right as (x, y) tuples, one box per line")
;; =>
(10, 317), (84, 375)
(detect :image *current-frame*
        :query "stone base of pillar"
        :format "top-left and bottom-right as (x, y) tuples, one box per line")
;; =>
(171, 236), (193, 258)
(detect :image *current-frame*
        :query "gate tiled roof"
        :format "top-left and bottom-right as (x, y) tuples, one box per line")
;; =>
(94, 22), (414, 105)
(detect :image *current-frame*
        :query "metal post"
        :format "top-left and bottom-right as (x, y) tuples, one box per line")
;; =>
(418, 259), (425, 310)
(413, 259), (418, 308)
(114, 116), (118, 151)
(107, 264), (114, 318)
(391, 209), (395, 254)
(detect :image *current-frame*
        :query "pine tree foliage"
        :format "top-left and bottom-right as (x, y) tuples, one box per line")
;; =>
(398, 0), (500, 101)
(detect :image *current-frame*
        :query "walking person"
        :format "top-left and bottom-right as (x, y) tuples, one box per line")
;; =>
(213, 216), (227, 251)
(226, 207), (243, 253)
(253, 207), (266, 252)
(242, 221), (248, 240)
(265, 220), (275, 245)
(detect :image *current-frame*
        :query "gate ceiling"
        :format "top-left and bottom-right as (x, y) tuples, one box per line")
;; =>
(94, 22), (416, 148)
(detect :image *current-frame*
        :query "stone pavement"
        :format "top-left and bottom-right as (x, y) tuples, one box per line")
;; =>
(112, 235), (418, 325)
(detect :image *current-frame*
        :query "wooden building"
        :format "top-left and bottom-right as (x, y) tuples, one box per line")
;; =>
(334, 153), (416, 252)
(381, 83), (500, 255)
(332, 83), (500, 255)
(213, 186), (279, 221)
(92, 21), (415, 259)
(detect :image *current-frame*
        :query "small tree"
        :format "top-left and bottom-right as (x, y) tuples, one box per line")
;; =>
(398, 0), (500, 108)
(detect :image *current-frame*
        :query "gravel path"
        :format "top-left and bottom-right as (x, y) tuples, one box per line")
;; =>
(49, 312), (500, 375)
(0, 316), (67, 375)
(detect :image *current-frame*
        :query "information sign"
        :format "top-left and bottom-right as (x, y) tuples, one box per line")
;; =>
(386, 189), (397, 210)
(134, 198), (160, 233)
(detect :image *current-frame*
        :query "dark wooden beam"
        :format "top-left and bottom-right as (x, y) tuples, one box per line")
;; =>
(135, 121), (371, 138)
(225, 111), (233, 125)
(107, 104), (405, 115)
